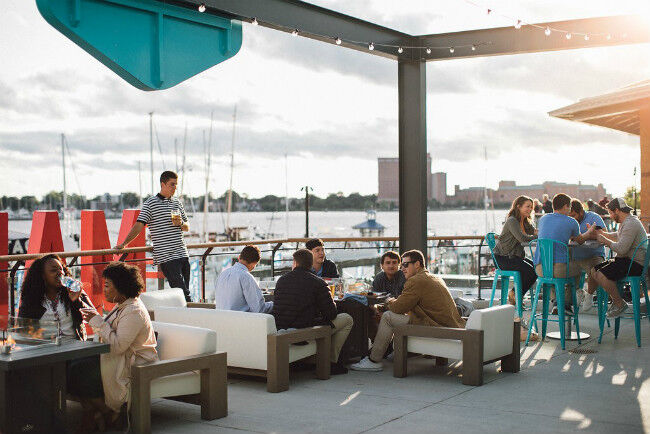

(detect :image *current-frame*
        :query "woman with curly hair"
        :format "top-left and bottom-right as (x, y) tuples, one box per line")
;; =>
(81, 261), (158, 430)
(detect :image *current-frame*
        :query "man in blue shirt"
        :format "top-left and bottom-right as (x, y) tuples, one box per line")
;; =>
(568, 199), (606, 273)
(534, 194), (597, 311)
(215, 245), (273, 313)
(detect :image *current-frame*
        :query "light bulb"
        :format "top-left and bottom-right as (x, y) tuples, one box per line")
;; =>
(397, 47), (404, 54)
(291, 29), (298, 37)
(198, 3), (206, 12)
(426, 47), (431, 54)
(584, 34), (589, 41)
(606, 34), (612, 40)
(566, 32), (572, 40)
(471, 45), (476, 51)
(514, 20), (522, 29)
(544, 27), (551, 36)
(251, 18), (258, 26)
(449, 47), (455, 53)
(369, 42), (374, 51)
(335, 37), (341, 45)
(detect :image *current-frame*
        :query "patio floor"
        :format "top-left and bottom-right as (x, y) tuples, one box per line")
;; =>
(68, 314), (650, 433)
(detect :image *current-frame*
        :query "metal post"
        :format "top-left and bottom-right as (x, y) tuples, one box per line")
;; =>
(271, 243), (283, 278)
(9, 261), (24, 317)
(477, 238), (484, 300)
(398, 60), (428, 256)
(200, 248), (213, 301)
(302, 186), (311, 238)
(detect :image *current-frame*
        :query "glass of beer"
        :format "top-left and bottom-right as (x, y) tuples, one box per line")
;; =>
(171, 209), (181, 225)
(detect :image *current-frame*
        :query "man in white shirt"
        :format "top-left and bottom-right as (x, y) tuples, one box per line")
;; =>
(215, 245), (273, 313)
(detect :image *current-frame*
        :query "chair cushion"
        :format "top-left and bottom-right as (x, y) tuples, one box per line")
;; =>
(152, 321), (216, 360)
(407, 337), (462, 360)
(140, 288), (187, 311)
(466, 305), (514, 362)
(150, 371), (200, 399)
(289, 341), (317, 363)
(155, 307), (280, 370)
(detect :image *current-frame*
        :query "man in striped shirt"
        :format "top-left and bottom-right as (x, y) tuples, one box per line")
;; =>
(115, 171), (192, 301)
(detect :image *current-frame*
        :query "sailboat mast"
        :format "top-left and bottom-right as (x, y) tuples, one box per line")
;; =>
(138, 161), (143, 207)
(61, 133), (67, 211)
(483, 146), (489, 233)
(225, 105), (237, 230)
(285, 152), (289, 238)
(203, 130), (211, 242)
(149, 112), (154, 195)
(180, 123), (188, 198)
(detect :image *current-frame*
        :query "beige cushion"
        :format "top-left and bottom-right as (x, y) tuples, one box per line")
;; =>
(150, 372), (200, 399)
(140, 288), (187, 312)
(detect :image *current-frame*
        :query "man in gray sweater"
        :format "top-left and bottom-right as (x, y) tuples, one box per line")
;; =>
(583, 198), (647, 318)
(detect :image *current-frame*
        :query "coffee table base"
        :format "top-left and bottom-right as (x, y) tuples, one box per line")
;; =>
(546, 331), (590, 341)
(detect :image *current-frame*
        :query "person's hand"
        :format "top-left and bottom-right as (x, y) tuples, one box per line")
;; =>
(66, 287), (81, 302)
(171, 215), (182, 227)
(80, 308), (99, 322)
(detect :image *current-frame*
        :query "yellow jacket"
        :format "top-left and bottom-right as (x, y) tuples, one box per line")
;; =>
(389, 268), (466, 328)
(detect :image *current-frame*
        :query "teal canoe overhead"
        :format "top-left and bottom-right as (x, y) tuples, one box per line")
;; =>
(36, 0), (243, 91)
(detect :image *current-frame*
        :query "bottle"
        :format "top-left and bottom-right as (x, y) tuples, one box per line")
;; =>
(60, 276), (82, 293)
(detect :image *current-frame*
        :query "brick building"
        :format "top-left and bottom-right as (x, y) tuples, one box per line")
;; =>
(377, 155), (432, 203)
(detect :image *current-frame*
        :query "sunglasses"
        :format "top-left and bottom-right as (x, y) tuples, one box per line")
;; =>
(400, 261), (414, 268)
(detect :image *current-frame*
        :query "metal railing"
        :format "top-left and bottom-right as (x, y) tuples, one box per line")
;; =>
(0, 235), (489, 314)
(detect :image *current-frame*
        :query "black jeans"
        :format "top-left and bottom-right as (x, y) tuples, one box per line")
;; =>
(160, 257), (191, 301)
(493, 255), (537, 295)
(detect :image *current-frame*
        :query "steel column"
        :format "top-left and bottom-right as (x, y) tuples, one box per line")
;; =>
(398, 60), (427, 256)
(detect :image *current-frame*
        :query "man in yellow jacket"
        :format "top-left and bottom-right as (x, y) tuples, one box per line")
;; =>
(351, 249), (465, 372)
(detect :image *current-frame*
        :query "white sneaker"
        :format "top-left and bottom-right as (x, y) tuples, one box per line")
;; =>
(579, 290), (593, 313)
(350, 356), (383, 372)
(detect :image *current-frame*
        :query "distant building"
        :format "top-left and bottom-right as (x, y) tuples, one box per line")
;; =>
(431, 172), (447, 204)
(378, 154), (432, 203)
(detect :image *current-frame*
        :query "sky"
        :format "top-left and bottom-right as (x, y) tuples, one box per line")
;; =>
(1, 0), (650, 201)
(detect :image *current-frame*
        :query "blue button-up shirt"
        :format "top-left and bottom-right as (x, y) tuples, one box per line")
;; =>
(214, 262), (273, 313)
(572, 211), (606, 260)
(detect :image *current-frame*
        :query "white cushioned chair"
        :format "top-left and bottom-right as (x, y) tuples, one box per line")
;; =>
(393, 305), (519, 386)
(139, 288), (215, 320)
(130, 321), (227, 433)
(155, 307), (331, 392)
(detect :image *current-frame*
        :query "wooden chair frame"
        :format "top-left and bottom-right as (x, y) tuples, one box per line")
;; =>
(393, 321), (520, 386)
(131, 351), (227, 434)
(227, 326), (331, 393)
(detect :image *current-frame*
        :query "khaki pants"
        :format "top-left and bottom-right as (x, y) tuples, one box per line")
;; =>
(330, 313), (353, 363)
(369, 311), (410, 362)
(572, 256), (605, 275)
(535, 263), (582, 300)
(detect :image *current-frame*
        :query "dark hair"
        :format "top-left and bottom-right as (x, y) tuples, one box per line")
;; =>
(402, 250), (425, 267)
(240, 245), (261, 263)
(381, 251), (401, 264)
(305, 238), (324, 251)
(19, 254), (71, 314)
(160, 171), (178, 184)
(102, 262), (144, 298)
(507, 196), (534, 232)
(570, 199), (585, 214)
(293, 249), (313, 269)
(552, 193), (571, 211)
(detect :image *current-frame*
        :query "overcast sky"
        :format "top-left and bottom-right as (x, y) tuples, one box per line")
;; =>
(1, 0), (649, 201)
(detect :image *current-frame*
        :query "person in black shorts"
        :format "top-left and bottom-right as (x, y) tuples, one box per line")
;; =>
(583, 198), (647, 318)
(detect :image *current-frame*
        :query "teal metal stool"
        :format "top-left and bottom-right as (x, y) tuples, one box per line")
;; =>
(485, 233), (524, 318)
(526, 239), (582, 350)
(597, 238), (650, 347)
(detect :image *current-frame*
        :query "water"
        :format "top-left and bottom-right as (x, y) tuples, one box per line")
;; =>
(8, 209), (506, 242)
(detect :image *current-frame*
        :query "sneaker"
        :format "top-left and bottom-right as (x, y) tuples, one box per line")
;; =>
(350, 356), (383, 372)
(579, 291), (593, 313)
(606, 302), (629, 319)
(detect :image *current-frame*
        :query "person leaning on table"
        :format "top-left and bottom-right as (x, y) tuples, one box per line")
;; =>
(350, 249), (465, 372)
(80, 262), (159, 432)
(568, 198), (607, 277)
(582, 198), (648, 318)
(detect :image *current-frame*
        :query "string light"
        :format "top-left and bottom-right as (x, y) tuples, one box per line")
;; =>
(584, 34), (589, 41)
(606, 34), (612, 40)
(449, 47), (455, 53)
(544, 27), (551, 36)
(514, 20), (522, 30)
(251, 18), (258, 26)
(198, 3), (206, 12)
(335, 37), (342, 45)
(368, 42), (374, 51)
(398, 47), (404, 54)
(291, 29), (298, 37)
(426, 47), (432, 54)
(471, 45), (476, 51)
(565, 32), (572, 40)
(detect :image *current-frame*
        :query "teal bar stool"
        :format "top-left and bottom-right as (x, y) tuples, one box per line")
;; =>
(597, 238), (650, 347)
(525, 239), (582, 350)
(485, 233), (524, 318)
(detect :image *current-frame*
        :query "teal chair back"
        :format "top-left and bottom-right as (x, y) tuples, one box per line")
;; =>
(485, 232), (499, 269)
(626, 238), (649, 277)
(532, 238), (571, 279)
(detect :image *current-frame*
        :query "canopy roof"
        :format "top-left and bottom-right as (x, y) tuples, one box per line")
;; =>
(549, 80), (650, 135)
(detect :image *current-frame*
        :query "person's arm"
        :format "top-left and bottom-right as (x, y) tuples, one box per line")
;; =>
(314, 281), (337, 321)
(504, 217), (536, 243)
(605, 220), (638, 255)
(388, 280), (420, 314)
(371, 273), (381, 292)
(241, 273), (273, 313)
(114, 222), (145, 249)
(571, 220), (593, 244)
(89, 309), (145, 355)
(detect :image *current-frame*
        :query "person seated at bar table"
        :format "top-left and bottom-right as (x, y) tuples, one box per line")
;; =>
(214, 245), (273, 313)
(583, 198), (648, 318)
(372, 251), (406, 297)
(306, 238), (339, 278)
(568, 198), (607, 280)
(350, 249), (465, 372)
(80, 262), (159, 431)
(534, 193), (597, 314)
(272, 249), (353, 375)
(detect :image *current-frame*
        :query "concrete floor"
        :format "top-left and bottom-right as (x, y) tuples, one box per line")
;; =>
(68, 314), (650, 433)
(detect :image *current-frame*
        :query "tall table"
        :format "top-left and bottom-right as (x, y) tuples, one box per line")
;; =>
(0, 340), (110, 434)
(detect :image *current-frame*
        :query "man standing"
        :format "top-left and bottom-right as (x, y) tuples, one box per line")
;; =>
(372, 251), (406, 297)
(306, 238), (339, 278)
(115, 171), (192, 301)
(584, 198), (647, 318)
(351, 250), (465, 372)
(272, 249), (353, 374)
(214, 245), (272, 313)
(542, 194), (553, 214)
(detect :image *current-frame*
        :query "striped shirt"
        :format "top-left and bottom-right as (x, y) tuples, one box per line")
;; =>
(137, 194), (189, 264)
